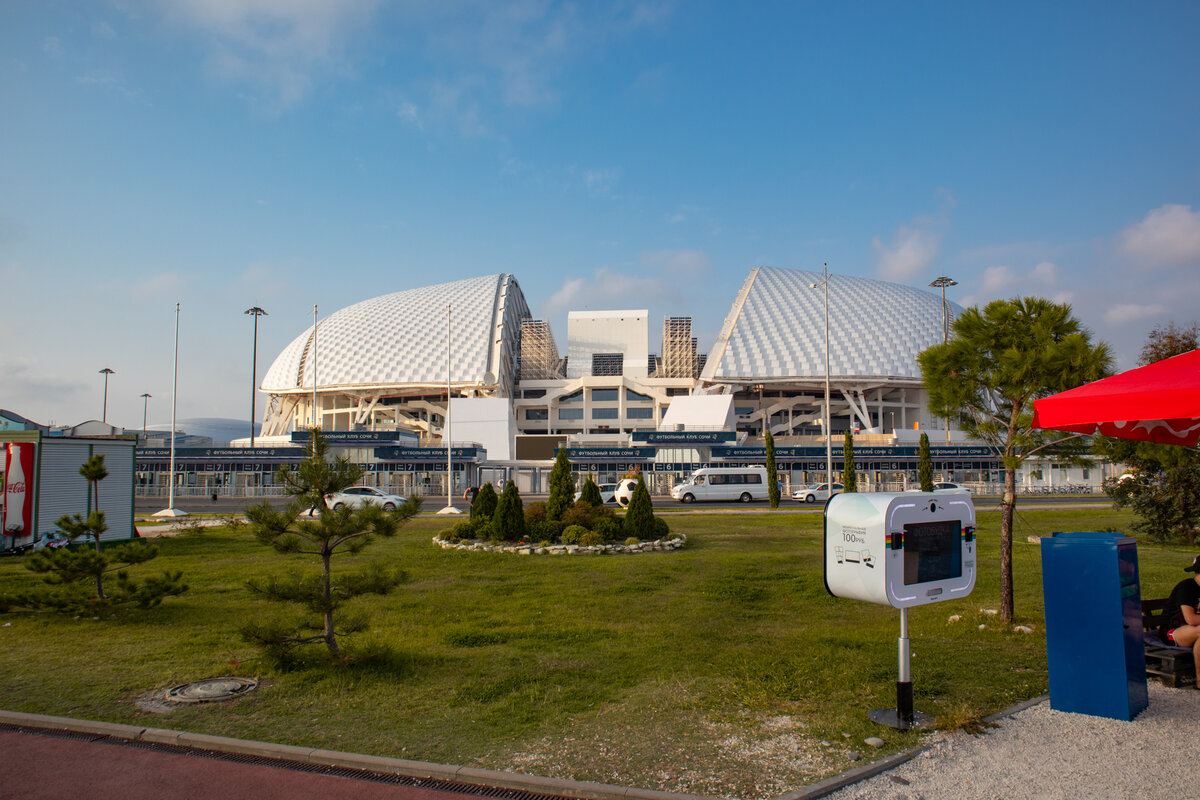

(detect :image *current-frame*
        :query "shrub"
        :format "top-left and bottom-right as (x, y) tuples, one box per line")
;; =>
(560, 501), (596, 530)
(561, 525), (587, 545)
(469, 514), (492, 538)
(529, 519), (561, 543)
(579, 531), (604, 547)
(624, 537), (640, 546)
(594, 516), (623, 542)
(653, 517), (670, 539)
(524, 502), (548, 526)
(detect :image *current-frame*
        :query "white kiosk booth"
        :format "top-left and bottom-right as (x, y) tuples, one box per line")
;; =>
(824, 491), (977, 729)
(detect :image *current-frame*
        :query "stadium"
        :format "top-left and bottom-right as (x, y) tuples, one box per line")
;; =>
(208, 266), (1003, 498)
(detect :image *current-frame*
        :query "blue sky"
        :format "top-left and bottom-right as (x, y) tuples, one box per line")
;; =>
(2, 1), (1198, 429)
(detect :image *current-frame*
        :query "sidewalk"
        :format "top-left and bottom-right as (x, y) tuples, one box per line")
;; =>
(0, 710), (710, 800)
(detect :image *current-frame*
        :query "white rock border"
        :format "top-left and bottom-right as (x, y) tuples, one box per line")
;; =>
(432, 532), (688, 555)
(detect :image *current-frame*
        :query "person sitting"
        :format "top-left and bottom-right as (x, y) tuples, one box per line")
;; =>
(1160, 554), (1200, 689)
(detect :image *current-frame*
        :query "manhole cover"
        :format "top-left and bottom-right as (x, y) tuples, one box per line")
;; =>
(164, 677), (258, 704)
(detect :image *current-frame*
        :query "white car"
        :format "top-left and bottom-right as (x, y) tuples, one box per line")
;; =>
(792, 482), (844, 503)
(574, 483), (618, 504)
(325, 486), (407, 511)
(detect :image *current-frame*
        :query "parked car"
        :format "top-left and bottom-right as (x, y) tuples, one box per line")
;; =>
(932, 482), (968, 492)
(792, 482), (844, 503)
(325, 486), (407, 511)
(574, 483), (618, 504)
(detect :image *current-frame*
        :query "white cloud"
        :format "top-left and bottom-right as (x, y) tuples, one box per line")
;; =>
(872, 224), (940, 280)
(1119, 204), (1200, 265)
(542, 267), (670, 316)
(583, 168), (621, 196)
(154, 0), (380, 110)
(394, 2), (673, 135)
(641, 249), (711, 278)
(961, 260), (1065, 307)
(132, 271), (190, 300)
(540, 248), (707, 317)
(1105, 303), (1169, 325)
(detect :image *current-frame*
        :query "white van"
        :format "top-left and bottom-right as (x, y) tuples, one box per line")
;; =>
(670, 466), (769, 503)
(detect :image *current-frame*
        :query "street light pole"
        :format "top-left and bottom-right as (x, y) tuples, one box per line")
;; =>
(140, 393), (151, 438)
(438, 303), (461, 515)
(245, 307), (268, 446)
(312, 304), (319, 430)
(810, 264), (833, 490)
(99, 368), (114, 423)
(929, 277), (957, 444)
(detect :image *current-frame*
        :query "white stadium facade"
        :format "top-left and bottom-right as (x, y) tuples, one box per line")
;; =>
(146, 265), (1011, 499)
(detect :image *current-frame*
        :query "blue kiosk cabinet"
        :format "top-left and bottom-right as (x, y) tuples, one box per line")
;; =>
(1041, 532), (1148, 720)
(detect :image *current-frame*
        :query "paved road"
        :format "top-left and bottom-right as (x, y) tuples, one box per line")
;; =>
(0, 728), (487, 800)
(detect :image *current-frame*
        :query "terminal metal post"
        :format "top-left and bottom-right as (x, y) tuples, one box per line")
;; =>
(869, 607), (934, 730)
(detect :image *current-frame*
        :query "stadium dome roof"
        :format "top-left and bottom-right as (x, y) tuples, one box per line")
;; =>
(702, 266), (962, 384)
(261, 274), (529, 393)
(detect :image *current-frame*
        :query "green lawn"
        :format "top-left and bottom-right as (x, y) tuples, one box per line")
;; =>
(0, 506), (1186, 798)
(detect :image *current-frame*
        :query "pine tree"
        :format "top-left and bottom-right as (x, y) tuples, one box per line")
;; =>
(244, 428), (421, 660)
(471, 482), (498, 521)
(842, 431), (857, 492)
(17, 454), (185, 614)
(546, 448), (574, 521)
(79, 454), (108, 536)
(579, 476), (603, 506)
(623, 475), (655, 540)
(918, 432), (934, 492)
(919, 296), (1110, 622)
(491, 480), (527, 542)
(765, 430), (780, 508)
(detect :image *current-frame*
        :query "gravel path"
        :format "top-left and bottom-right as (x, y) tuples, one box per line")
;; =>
(816, 681), (1198, 800)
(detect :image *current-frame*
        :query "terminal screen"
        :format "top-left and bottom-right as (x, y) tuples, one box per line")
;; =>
(903, 519), (962, 585)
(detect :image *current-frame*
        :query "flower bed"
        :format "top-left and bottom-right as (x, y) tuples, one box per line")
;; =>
(432, 533), (687, 555)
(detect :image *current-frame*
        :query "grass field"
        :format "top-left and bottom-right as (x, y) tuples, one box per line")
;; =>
(0, 505), (1189, 798)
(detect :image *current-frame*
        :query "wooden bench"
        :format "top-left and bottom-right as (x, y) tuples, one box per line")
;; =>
(1142, 598), (1197, 688)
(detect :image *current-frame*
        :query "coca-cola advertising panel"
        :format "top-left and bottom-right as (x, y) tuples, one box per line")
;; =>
(4, 442), (36, 537)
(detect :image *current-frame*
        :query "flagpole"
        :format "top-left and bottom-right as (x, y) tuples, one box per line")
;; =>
(155, 302), (186, 517)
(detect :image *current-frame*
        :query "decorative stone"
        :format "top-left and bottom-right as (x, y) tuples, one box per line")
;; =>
(865, 737), (886, 748)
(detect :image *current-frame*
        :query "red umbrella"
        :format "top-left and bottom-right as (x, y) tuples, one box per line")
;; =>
(1031, 349), (1200, 446)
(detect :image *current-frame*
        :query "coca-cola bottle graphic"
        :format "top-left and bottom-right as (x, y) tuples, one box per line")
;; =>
(4, 444), (27, 534)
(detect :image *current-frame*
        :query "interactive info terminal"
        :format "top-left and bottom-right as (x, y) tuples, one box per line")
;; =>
(824, 491), (976, 608)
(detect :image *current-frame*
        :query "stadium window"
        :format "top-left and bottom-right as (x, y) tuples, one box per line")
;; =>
(626, 407), (654, 419)
(592, 407), (619, 420)
(525, 408), (548, 420)
(558, 408), (584, 420)
(625, 389), (652, 402)
(591, 388), (619, 402)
